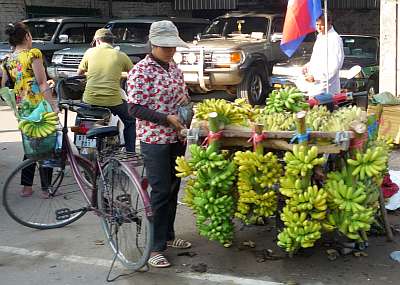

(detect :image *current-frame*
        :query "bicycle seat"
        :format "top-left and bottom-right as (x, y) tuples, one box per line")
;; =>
(86, 126), (119, 139)
(76, 107), (111, 120)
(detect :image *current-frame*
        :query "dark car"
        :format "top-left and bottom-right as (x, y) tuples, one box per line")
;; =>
(271, 35), (379, 96)
(0, 17), (108, 78)
(51, 16), (210, 78)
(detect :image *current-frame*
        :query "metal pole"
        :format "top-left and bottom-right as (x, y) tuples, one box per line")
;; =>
(324, 0), (329, 94)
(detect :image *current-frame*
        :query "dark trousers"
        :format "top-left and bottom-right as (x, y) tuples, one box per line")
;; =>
(140, 141), (186, 252)
(21, 155), (53, 188)
(108, 101), (136, 152)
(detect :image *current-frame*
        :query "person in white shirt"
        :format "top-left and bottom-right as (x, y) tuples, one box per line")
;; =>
(302, 13), (344, 96)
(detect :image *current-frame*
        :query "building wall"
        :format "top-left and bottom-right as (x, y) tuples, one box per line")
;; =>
(0, 0), (26, 41)
(380, 0), (399, 96)
(332, 9), (380, 35)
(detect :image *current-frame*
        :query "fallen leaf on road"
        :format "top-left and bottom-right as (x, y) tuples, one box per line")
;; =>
(95, 240), (105, 246)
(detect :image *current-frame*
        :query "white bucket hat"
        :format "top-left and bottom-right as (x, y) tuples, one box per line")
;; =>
(149, 20), (189, 48)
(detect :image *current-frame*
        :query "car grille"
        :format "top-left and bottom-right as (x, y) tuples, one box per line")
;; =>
(61, 54), (83, 67)
(180, 51), (213, 67)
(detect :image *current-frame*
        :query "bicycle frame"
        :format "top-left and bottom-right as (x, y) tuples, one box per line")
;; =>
(56, 77), (152, 218)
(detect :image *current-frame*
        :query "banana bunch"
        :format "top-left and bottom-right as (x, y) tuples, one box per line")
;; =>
(194, 99), (247, 126)
(306, 106), (330, 131)
(284, 145), (326, 177)
(234, 151), (283, 224)
(265, 87), (308, 114)
(326, 209), (375, 240)
(232, 98), (263, 122)
(347, 147), (388, 180)
(278, 213), (322, 251)
(18, 112), (59, 138)
(279, 176), (304, 197)
(179, 144), (236, 245)
(286, 185), (328, 218)
(325, 179), (366, 212)
(175, 156), (193, 178)
(256, 111), (296, 131)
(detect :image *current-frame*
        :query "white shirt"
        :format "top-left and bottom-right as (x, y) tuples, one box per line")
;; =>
(307, 27), (344, 96)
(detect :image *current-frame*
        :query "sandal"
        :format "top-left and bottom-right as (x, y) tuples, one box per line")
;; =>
(167, 238), (192, 249)
(20, 187), (33, 197)
(148, 254), (171, 268)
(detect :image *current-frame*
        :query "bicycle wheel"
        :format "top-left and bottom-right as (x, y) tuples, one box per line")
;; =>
(3, 156), (93, 229)
(98, 158), (153, 270)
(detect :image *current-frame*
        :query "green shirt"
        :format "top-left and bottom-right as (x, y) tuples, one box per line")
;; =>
(79, 43), (133, 106)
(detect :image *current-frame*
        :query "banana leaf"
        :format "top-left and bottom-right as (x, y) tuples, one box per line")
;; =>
(0, 87), (19, 119)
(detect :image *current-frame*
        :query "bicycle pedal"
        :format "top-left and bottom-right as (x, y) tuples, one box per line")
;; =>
(55, 208), (71, 220)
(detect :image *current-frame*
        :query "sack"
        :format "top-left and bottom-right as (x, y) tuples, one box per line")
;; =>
(22, 99), (53, 122)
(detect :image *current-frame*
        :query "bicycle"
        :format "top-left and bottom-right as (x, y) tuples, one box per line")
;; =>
(2, 76), (153, 272)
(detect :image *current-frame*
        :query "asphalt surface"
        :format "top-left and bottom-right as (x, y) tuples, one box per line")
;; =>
(1, 101), (400, 285)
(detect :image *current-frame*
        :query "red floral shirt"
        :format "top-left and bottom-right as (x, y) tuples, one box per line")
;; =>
(127, 55), (188, 144)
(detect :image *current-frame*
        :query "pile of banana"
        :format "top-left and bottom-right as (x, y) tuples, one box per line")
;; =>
(347, 147), (388, 180)
(194, 99), (248, 126)
(18, 112), (59, 138)
(233, 151), (283, 224)
(284, 145), (326, 177)
(278, 145), (328, 253)
(256, 111), (296, 131)
(265, 87), (309, 114)
(176, 144), (236, 245)
(305, 106), (331, 131)
(325, 106), (367, 132)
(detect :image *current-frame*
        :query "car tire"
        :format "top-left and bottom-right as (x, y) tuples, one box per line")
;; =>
(237, 66), (269, 105)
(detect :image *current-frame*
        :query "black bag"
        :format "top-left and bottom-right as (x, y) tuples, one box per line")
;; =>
(2, 60), (14, 89)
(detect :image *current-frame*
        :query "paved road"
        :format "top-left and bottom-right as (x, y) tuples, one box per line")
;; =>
(1, 102), (400, 285)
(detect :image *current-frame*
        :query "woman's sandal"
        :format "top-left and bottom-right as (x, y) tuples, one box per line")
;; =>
(148, 254), (171, 268)
(167, 238), (192, 249)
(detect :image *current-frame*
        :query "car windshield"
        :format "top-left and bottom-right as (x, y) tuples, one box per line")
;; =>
(107, 23), (150, 44)
(25, 21), (59, 41)
(202, 17), (269, 38)
(342, 36), (378, 59)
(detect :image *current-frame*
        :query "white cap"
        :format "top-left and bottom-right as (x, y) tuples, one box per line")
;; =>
(149, 20), (189, 48)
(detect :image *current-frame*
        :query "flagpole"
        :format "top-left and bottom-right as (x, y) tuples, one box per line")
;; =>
(324, 0), (329, 94)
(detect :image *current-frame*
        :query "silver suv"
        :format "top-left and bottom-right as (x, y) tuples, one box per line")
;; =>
(174, 11), (313, 105)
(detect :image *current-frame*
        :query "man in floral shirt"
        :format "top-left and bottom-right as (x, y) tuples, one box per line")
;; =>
(127, 20), (191, 268)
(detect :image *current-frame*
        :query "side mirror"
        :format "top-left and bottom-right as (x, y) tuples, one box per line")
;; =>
(58, 34), (69, 43)
(270, 33), (283, 43)
(195, 33), (201, 41)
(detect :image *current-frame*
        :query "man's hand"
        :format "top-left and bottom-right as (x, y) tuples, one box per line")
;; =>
(305, 75), (315, 83)
(177, 94), (190, 106)
(167, 114), (185, 131)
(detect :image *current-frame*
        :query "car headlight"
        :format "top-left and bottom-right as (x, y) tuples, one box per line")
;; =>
(212, 52), (242, 66)
(173, 52), (183, 64)
(52, 54), (64, 64)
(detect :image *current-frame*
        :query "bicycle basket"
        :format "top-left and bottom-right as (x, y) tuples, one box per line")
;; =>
(59, 78), (86, 100)
(22, 132), (57, 160)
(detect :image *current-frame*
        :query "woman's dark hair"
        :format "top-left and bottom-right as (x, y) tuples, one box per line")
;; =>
(5, 22), (30, 46)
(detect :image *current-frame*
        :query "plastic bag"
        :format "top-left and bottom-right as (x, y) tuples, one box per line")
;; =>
(371, 92), (400, 105)
(21, 99), (53, 122)
(178, 102), (194, 128)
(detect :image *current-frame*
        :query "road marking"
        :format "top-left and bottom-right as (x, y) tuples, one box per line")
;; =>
(0, 245), (282, 285)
